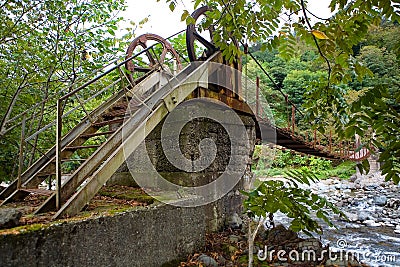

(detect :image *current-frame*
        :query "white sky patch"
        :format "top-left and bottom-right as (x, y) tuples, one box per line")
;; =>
(121, 0), (332, 38)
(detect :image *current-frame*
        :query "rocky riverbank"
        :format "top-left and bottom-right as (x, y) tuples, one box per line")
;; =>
(180, 171), (399, 267)
(313, 172), (400, 234)
(283, 171), (400, 267)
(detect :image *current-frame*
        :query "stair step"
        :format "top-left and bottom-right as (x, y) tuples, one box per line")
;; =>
(61, 158), (87, 162)
(19, 188), (53, 196)
(103, 107), (141, 118)
(80, 131), (115, 138)
(65, 145), (101, 150)
(37, 172), (55, 177)
(111, 102), (128, 110)
(102, 109), (128, 118)
(92, 118), (124, 127)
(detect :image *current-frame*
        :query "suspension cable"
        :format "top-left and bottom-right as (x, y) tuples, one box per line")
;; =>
(244, 47), (304, 117)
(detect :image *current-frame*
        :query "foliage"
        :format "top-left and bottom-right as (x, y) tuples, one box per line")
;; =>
(242, 178), (344, 236)
(166, 0), (400, 184)
(0, 0), (135, 181)
(283, 69), (327, 107)
(349, 85), (400, 183)
(254, 148), (356, 179)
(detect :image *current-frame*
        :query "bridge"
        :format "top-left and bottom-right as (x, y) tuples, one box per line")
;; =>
(0, 7), (369, 220)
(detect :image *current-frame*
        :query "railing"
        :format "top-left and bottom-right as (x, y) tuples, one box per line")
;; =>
(246, 71), (370, 161)
(53, 44), (166, 209)
(7, 28), (190, 194)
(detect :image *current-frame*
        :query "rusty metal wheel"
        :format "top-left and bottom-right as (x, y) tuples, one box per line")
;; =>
(186, 6), (218, 62)
(125, 33), (182, 83)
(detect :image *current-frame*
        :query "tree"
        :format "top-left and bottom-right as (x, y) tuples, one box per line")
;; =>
(166, 0), (400, 183)
(0, 0), (131, 181)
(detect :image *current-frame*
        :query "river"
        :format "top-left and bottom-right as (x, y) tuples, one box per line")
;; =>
(269, 173), (400, 267)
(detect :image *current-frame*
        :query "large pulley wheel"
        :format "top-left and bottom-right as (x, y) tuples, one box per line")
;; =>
(125, 33), (182, 83)
(186, 6), (218, 62)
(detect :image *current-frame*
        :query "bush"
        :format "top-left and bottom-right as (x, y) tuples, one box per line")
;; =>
(255, 147), (355, 180)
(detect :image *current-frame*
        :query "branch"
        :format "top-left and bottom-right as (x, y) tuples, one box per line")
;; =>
(0, 74), (28, 137)
(305, 7), (330, 21)
(300, 0), (331, 89)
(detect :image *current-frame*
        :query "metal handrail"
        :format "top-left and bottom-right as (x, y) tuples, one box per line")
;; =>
(59, 44), (158, 101)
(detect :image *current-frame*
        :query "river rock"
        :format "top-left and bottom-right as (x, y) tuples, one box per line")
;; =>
(226, 213), (242, 229)
(363, 219), (381, 227)
(335, 183), (350, 190)
(349, 174), (357, 182)
(357, 211), (371, 222)
(0, 208), (22, 229)
(317, 183), (330, 193)
(364, 184), (378, 191)
(343, 211), (358, 222)
(373, 196), (388, 206)
(389, 210), (400, 219)
(266, 224), (299, 245)
(386, 198), (400, 209)
(198, 254), (218, 267)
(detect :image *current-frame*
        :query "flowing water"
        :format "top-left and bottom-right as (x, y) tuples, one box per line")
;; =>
(270, 176), (400, 266)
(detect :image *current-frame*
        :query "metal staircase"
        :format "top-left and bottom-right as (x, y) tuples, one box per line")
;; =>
(0, 69), (174, 212)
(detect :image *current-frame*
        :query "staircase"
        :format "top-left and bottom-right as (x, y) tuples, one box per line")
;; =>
(0, 51), (218, 219)
(0, 68), (174, 215)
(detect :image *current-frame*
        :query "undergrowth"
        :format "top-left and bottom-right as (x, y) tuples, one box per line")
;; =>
(253, 148), (357, 179)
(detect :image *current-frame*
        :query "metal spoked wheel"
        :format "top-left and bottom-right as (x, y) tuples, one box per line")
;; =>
(186, 6), (218, 62)
(125, 33), (182, 84)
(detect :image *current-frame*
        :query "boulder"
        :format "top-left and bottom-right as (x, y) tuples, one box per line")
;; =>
(386, 198), (400, 209)
(357, 211), (371, 222)
(0, 208), (22, 229)
(197, 254), (218, 267)
(226, 213), (242, 230)
(266, 224), (299, 245)
(343, 211), (358, 222)
(363, 219), (381, 227)
(373, 196), (387, 206)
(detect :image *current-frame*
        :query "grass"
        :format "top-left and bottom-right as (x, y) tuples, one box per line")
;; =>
(97, 186), (155, 205)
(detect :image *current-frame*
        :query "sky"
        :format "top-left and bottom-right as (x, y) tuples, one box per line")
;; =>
(122, 0), (333, 38)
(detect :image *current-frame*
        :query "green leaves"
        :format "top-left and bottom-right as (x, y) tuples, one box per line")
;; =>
(243, 177), (343, 236)
(0, 0), (131, 181)
(169, 1), (176, 12)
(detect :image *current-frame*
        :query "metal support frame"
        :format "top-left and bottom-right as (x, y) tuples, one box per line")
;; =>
(256, 77), (260, 117)
(17, 115), (26, 189)
(56, 99), (62, 210)
(291, 105), (295, 135)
